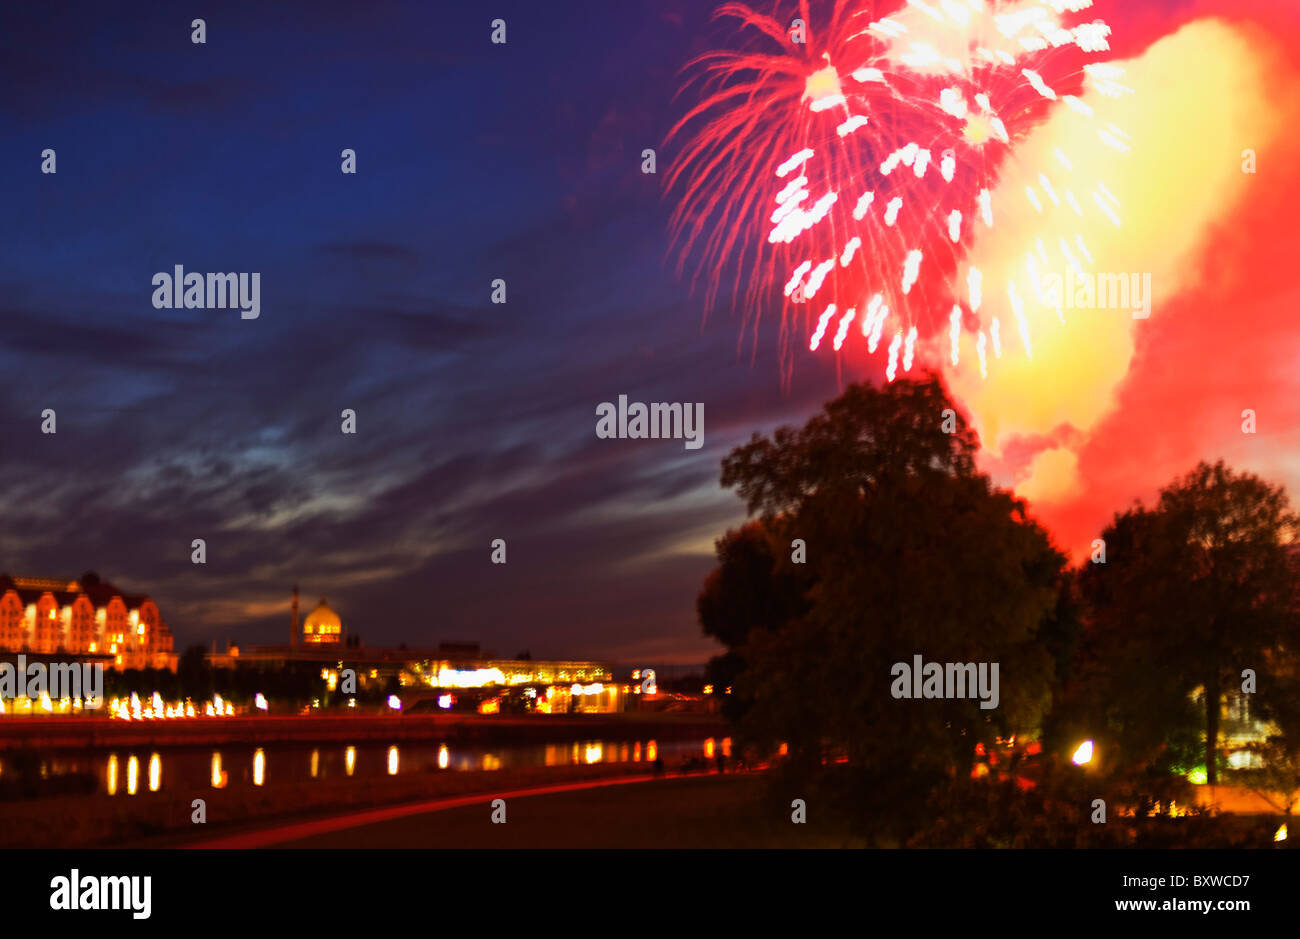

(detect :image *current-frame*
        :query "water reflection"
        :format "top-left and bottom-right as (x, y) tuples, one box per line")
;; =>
(38, 736), (720, 798)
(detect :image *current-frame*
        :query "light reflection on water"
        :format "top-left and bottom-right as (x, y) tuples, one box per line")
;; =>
(0, 736), (730, 796)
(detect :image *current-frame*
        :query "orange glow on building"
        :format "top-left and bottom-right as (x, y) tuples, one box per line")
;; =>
(301, 597), (342, 645)
(0, 573), (176, 671)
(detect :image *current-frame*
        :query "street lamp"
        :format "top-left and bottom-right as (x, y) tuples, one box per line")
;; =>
(1072, 739), (1094, 766)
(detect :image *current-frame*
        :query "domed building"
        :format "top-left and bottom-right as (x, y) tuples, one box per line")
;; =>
(302, 597), (342, 645)
(207, 585), (621, 714)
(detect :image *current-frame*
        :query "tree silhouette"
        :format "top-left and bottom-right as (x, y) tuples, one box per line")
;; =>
(1075, 460), (1300, 785)
(714, 374), (1065, 836)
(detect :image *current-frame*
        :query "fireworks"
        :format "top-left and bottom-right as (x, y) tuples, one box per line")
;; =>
(668, 0), (1130, 379)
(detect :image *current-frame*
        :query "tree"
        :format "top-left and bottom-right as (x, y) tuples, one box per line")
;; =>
(177, 644), (213, 698)
(698, 520), (811, 648)
(697, 520), (811, 719)
(1076, 460), (1300, 785)
(715, 374), (1065, 836)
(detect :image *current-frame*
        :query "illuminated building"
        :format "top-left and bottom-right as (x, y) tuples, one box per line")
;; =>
(210, 642), (619, 711)
(301, 596), (342, 645)
(203, 587), (619, 710)
(0, 572), (177, 671)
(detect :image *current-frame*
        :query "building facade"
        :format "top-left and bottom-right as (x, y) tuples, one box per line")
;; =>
(0, 573), (177, 671)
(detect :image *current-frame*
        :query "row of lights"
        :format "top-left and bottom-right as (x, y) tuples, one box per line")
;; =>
(108, 692), (237, 720)
(1, 690), (274, 718)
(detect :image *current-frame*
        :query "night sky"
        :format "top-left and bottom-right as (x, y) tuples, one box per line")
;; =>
(0, 0), (844, 663)
(2, 0), (1297, 664)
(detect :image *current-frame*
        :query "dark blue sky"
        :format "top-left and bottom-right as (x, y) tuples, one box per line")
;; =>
(0, 0), (845, 663)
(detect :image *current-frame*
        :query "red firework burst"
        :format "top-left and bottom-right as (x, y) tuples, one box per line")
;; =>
(668, 0), (1126, 381)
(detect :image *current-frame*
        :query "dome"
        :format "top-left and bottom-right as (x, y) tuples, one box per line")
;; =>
(303, 597), (342, 643)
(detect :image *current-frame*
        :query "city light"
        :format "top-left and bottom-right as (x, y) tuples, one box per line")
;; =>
(433, 667), (505, 688)
(109, 693), (231, 720)
(1071, 740), (1094, 765)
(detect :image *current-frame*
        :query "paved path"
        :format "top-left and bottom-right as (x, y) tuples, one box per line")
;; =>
(189, 772), (663, 848)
